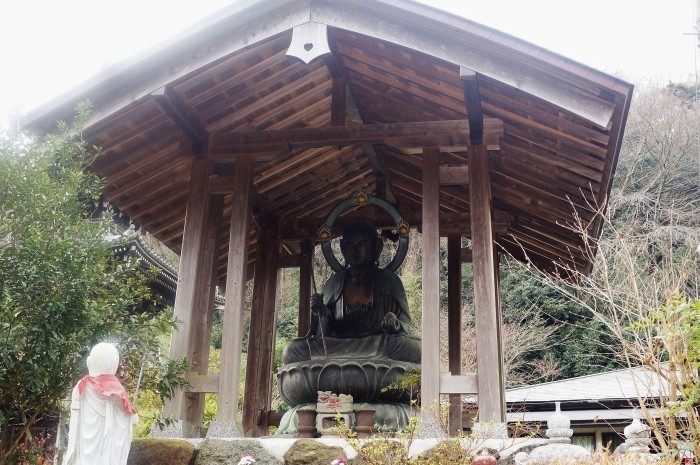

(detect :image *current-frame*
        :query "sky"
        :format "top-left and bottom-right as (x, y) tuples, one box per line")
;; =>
(1, 0), (698, 127)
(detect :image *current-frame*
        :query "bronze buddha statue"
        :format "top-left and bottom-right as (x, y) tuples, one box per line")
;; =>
(281, 220), (421, 365)
(276, 202), (421, 434)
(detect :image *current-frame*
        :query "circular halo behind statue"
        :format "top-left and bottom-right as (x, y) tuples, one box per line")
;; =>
(318, 191), (409, 273)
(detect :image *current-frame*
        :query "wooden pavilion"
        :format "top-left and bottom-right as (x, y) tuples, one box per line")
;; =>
(26, 0), (633, 438)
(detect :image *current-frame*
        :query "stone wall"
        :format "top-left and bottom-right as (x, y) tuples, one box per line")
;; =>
(126, 437), (542, 465)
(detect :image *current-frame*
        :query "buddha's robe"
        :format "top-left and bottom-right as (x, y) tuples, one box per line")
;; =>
(281, 267), (421, 364)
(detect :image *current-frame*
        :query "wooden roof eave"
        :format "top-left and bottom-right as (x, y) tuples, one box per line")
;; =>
(24, 0), (310, 134)
(20, 0), (635, 280)
(311, 0), (620, 129)
(26, 0), (630, 135)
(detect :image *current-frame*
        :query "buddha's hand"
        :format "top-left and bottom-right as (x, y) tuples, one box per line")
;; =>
(310, 293), (324, 311)
(308, 293), (329, 338)
(381, 312), (401, 334)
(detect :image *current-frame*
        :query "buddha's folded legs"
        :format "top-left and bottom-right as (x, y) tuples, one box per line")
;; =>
(281, 334), (421, 365)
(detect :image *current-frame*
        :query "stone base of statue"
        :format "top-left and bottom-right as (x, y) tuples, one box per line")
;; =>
(150, 420), (202, 439)
(276, 402), (415, 435)
(206, 420), (244, 438)
(277, 359), (420, 405)
(316, 413), (352, 436)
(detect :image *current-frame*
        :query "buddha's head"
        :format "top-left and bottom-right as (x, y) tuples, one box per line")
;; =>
(340, 221), (383, 268)
(86, 342), (120, 376)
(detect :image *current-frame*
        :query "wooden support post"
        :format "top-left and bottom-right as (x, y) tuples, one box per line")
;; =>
(163, 158), (212, 432)
(243, 224), (280, 437)
(421, 147), (441, 421)
(215, 157), (253, 430)
(187, 194), (224, 429)
(331, 77), (346, 127)
(469, 144), (506, 425)
(447, 235), (463, 436)
(298, 240), (313, 337)
(494, 247), (506, 414)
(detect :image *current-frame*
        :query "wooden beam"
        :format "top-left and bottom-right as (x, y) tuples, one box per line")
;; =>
(186, 194), (224, 428)
(325, 45), (394, 194)
(162, 158), (211, 428)
(243, 224), (280, 437)
(217, 157), (253, 424)
(469, 144), (506, 425)
(447, 235), (463, 436)
(494, 247), (506, 420)
(186, 373), (220, 394)
(208, 119), (502, 155)
(278, 210), (512, 240)
(151, 85), (209, 153)
(277, 254), (304, 269)
(460, 68), (483, 145)
(439, 374), (478, 395)
(331, 77), (347, 126)
(421, 147), (441, 419)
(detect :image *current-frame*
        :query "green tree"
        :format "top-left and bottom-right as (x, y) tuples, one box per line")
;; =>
(0, 106), (179, 461)
(525, 83), (700, 456)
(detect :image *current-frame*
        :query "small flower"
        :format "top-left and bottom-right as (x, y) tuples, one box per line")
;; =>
(330, 457), (347, 465)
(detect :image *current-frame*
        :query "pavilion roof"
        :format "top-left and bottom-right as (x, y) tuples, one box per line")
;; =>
(25, 0), (633, 283)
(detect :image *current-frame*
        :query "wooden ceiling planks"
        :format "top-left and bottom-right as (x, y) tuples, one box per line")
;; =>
(206, 62), (331, 132)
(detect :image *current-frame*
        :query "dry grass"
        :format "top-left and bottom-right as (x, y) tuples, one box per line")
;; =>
(548, 451), (679, 465)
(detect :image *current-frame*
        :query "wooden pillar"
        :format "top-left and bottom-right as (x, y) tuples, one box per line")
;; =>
(163, 158), (212, 429)
(216, 157), (253, 427)
(421, 147), (441, 420)
(468, 144), (506, 424)
(494, 247), (506, 412)
(243, 224), (280, 437)
(297, 240), (313, 337)
(187, 194), (224, 429)
(447, 235), (463, 435)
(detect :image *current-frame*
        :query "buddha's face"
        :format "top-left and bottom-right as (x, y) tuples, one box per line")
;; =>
(340, 231), (379, 268)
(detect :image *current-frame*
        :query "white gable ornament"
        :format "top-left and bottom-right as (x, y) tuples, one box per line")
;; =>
(287, 21), (332, 64)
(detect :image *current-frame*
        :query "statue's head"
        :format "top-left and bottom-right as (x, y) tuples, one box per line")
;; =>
(340, 221), (383, 268)
(86, 342), (120, 376)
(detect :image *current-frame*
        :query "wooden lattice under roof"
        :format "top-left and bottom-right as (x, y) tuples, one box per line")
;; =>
(26, 0), (634, 284)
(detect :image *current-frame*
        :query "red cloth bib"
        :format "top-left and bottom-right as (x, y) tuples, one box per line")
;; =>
(77, 374), (137, 415)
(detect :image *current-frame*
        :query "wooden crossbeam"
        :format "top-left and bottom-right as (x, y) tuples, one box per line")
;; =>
(439, 374), (478, 395)
(208, 119), (502, 155)
(277, 253), (304, 268)
(151, 86), (209, 153)
(278, 210), (511, 240)
(186, 372), (220, 393)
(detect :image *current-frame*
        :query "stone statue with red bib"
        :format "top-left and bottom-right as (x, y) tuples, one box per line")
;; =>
(63, 342), (137, 465)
